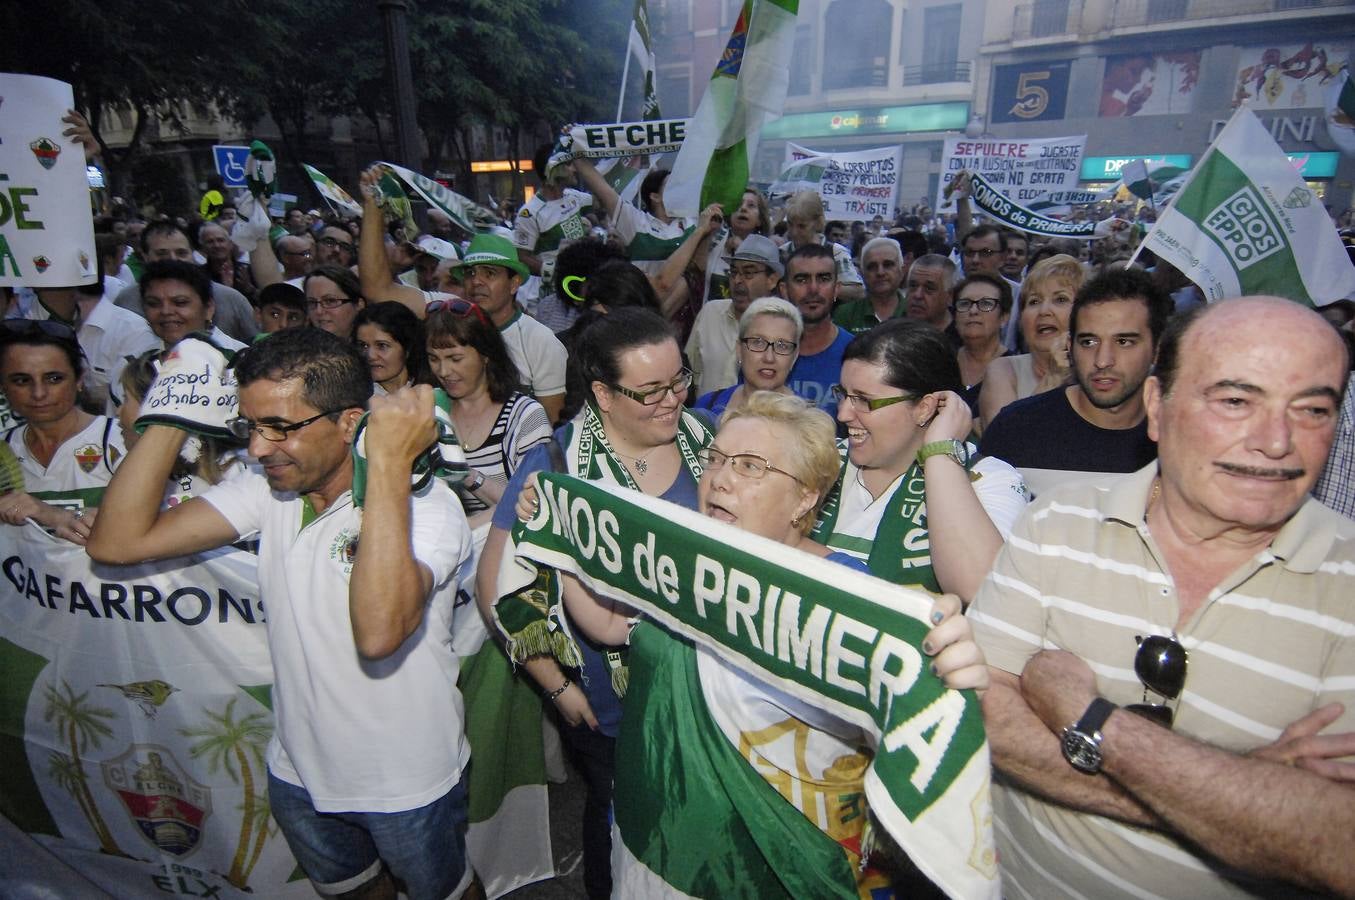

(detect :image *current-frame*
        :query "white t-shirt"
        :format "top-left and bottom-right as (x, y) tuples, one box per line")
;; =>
(610, 203), (691, 277)
(4, 416), (124, 511)
(17, 296), (160, 412)
(822, 449), (1029, 572)
(500, 310), (567, 400)
(201, 472), (474, 813)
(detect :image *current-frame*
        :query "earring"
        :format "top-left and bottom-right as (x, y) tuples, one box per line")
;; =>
(791, 513), (804, 529)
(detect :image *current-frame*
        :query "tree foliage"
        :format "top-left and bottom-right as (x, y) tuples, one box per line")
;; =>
(3, 0), (630, 208)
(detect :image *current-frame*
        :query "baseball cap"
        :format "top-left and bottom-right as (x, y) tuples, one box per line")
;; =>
(414, 235), (460, 263)
(453, 233), (530, 280)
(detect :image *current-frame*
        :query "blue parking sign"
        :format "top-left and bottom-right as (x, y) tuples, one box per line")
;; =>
(212, 145), (251, 188)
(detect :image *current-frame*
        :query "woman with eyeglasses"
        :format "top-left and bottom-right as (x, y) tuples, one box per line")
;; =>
(303, 264), (367, 340)
(952, 273), (1013, 422)
(522, 391), (989, 896)
(0, 323), (126, 545)
(693, 296), (802, 419)
(353, 302), (430, 397)
(425, 299), (551, 529)
(979, 253), (1085, 431)
(477, 308), (711, 900)
(824, 318), (1028, 604)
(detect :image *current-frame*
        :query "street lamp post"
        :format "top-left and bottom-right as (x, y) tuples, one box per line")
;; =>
(378, 0), (422, 169)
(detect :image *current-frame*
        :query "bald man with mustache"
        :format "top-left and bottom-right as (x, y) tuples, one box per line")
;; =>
(968, 296), (1355, 898)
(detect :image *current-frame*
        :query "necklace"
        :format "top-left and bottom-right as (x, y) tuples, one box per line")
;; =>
(611, 447), (655, 476)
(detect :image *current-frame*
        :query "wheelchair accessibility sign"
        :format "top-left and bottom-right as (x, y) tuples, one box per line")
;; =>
(212, 145), (250, 188)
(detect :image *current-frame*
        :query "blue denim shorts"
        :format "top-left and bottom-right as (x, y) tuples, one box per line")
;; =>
(268, 770), (470, 900)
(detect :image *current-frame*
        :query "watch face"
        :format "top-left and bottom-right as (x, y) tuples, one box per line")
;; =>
(1062, 728), (1102, 773)
(952, 440), (971, 466)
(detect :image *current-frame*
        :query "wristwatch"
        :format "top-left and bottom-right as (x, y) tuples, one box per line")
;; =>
(464, 470), (485, 492)
(1061, 697), (1117, 774)
(916, 439), (970, 468)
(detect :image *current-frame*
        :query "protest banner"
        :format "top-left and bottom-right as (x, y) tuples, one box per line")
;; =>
(565, 118), (689, 159)
(0, 521), (312, 898)
(1138, 105), (1355, 305)
(0, 74), (96, 288)
(774, 143), (903, 221)
(497, 474), (998, 899)
(965, 172), (1130, 240)
(936, 134), (1085, 211)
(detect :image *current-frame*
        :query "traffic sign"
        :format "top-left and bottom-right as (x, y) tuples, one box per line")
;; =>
(212, 145), (251, 188)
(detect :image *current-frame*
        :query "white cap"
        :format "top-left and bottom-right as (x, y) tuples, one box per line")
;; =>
(415, 235), (460, 263)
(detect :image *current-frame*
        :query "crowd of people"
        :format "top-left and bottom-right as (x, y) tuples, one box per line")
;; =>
(3, 127), (1355, 900)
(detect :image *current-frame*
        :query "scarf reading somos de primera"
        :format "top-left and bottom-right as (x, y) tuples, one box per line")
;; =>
(491, 402), (710, 697)
(495, 472), (999, 900)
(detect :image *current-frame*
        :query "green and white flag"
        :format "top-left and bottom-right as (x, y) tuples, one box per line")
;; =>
(379, 161), (499, 236)
(1141, 105), (1355, 305)
(620, 0), (662, 121)
(302, 164), (362, 218)
(662, 0), (799, 217)
(1120, 157), (1190, 201)
(1326, 65), (1355, 156)
(498, 474), (999, 900)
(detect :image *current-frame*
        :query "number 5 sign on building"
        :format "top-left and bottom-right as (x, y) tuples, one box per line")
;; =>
(990, 60), (1072, 124)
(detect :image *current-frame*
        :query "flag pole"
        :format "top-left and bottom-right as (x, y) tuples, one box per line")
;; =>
(616, 43), (633, 123)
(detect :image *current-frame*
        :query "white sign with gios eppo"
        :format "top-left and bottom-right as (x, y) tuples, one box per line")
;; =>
(0, 74), (96, 288)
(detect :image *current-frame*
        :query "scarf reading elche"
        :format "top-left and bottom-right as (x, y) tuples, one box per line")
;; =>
(491, 402), (711, 697)
(496, 474), (998, 899)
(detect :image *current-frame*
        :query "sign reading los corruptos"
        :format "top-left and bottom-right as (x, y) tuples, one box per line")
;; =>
(778, 143), (904, 221)
(0, 74), (97, 287)
(937, 134), (1086, 211)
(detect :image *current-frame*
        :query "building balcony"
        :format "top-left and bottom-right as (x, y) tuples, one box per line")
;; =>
(1012, 0), (1083, 40)
(902, 61), (973, 86)
(1108, 0), (1353, 29)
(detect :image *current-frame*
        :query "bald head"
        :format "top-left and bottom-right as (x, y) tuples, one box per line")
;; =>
(1145, 296), (1347, 535)
(1154, 296), (1348, 399)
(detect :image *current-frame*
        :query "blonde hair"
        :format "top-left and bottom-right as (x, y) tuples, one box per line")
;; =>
(1021, 254), (1085, 311)
(786, 191), (826, 227)
(739, 296), (804, 342)
(720, 391), (840, 534)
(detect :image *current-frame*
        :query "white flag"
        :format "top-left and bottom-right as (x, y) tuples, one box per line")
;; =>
(1141, 106), (1355, 305)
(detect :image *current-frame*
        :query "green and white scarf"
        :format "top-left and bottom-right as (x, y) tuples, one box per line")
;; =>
(492, 403), (711, 696)
(814, 452), (938, 592)
(496, 474), (998, 899)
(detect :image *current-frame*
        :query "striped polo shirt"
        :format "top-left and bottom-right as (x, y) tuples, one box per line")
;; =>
(969, 462), (1355, 899)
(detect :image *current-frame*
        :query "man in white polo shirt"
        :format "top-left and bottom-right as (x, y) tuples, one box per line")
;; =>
(969, 296), (1355, 897)
(90, 328), (476, 900)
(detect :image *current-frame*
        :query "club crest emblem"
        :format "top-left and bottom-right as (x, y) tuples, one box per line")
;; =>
(330, 527), (359, 568)
(103, 745), (212, 858)
(1283, 187), (1312, 209)
(30, 137), (60, 170)
(75, 443), (103, 473)
(32, 256), (50, 274)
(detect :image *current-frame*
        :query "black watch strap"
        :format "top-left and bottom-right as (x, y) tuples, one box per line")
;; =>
(1076, 697), (1116, 734)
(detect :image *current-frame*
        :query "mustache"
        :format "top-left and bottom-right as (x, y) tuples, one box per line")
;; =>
(1215, 462), (1305, 480)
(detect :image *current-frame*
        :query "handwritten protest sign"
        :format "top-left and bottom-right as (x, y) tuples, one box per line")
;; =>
(0, 75), (96, 288)
(775, 143), (903, 222)
(936, 134), (1085, 211)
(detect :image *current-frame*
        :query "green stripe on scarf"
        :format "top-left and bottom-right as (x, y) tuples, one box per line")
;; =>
(493, 404), (713, 695)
